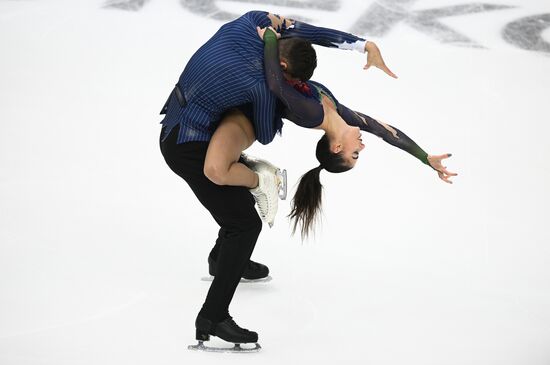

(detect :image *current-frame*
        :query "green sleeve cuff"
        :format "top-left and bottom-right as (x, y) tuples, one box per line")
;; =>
(263, 28), (277, 43)
(421, 153), (430, 166)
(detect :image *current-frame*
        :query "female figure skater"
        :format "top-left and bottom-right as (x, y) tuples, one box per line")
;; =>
(203, 27), (457, 240)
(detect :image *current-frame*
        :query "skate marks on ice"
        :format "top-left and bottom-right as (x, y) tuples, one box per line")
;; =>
(177, 0), (336, 22)
(103, 0), (337, 21)
(348, 1), (550, 53)
(201, 275), (273, 283)
(102, 0), (550, 54)
(103, 0), (148, 11)
(350, 0), (513, 48)
(503, 14), (550, 53)
(188, 340), (261, 353)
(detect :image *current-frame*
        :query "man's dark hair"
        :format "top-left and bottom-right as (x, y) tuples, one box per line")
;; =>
(278, 37), (317, 81)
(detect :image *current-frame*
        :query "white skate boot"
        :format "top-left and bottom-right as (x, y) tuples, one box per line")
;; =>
(241, 154), (287, 200)
(249, 171), (279, 228)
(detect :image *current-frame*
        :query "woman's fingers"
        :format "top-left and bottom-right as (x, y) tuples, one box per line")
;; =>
(440, 167), (458, 176)
(438, 170), (454, 184)
(433, 153), (452, 161)
(430, 153), (456, 184)
(364, 60), (398, 78)
(268, 26), (281, 38)
(381, 63), (398, 79)
(256, 26), (264, 39)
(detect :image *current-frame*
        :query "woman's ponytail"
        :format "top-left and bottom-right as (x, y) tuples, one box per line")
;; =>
(289, 165), (324, 239)
(289, 134), (353, 239)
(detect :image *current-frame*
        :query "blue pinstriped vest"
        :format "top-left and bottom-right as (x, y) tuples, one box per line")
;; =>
(160, 11), (280, 145)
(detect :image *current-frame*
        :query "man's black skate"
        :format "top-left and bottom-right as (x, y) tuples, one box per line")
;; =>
(204, 255), (271, 283)
(189, 315), (261, 353)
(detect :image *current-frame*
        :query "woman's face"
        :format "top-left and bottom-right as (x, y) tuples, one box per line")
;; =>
(339, 126), (365, 167)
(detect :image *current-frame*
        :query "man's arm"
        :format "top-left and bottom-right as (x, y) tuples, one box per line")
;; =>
(266, 13), (368, 52)
(268, 13), (396, 78)
(246, 11), (396, 78)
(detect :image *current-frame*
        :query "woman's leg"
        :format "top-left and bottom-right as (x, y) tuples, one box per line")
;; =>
(203, 110), (259, 188)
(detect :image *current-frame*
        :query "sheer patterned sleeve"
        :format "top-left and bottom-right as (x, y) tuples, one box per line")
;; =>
(337, 103), (431, 166)
(263, 29), (324, 128)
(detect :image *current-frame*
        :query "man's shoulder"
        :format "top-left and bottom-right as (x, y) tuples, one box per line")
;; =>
(217, 10), (268, 36)
(241, 10), (268, 19)
(232, 10), (270, 26)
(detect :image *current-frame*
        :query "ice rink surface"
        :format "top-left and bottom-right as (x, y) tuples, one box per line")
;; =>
(1, 0), (549, 364)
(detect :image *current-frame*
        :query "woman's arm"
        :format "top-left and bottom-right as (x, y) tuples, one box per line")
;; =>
(262, 27), (325, 128)
(337, 102), (431, 166)
(336, 102), (458, 183)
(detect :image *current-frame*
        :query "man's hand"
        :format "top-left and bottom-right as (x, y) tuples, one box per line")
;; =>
(427, 153), (458, 184)
(257, 26), (281, 40)
(364, 41), (397, 79)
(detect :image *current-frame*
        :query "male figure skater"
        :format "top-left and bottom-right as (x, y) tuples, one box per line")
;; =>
(159, 10), (395, 351)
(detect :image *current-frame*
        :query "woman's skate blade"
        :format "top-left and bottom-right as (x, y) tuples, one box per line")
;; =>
(276, 169), (287, 200)
(188, 340), (261, 353)
(241, 153), (287, 200)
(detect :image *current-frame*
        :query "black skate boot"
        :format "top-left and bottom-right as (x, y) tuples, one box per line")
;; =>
(189, 314), (261, 352)
(207, 255), (271, 282)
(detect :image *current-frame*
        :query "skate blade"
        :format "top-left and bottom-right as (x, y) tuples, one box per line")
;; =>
(201, 275), (272, 283)
(188, 341), (261, 353)
(276, 169), (287, 200)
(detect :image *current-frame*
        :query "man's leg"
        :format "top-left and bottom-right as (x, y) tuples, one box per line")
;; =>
(160, 126), (262, 323)
(199, 202), (261, 322)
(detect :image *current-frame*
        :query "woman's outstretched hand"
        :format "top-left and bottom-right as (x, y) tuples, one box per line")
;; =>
(427, 154), (458, 184)
(364, 41), (398, 79)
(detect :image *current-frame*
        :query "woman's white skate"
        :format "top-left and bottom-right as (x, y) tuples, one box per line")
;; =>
(241, 153), (287, 200)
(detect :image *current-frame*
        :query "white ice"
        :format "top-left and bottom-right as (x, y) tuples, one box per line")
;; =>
(1, 1), (549, 364)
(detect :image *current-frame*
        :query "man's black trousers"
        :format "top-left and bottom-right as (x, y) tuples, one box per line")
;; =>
(160, 125), (262, 323)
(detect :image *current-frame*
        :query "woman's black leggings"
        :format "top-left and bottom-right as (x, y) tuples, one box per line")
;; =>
(159, 125), (262, 323)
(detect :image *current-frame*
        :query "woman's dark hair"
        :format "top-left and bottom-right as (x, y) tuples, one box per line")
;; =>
(278, 37), (317, 80)
(289, 134), (351, 239)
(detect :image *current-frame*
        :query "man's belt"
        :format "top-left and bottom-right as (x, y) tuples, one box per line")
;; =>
(159, 84), (187, 115)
